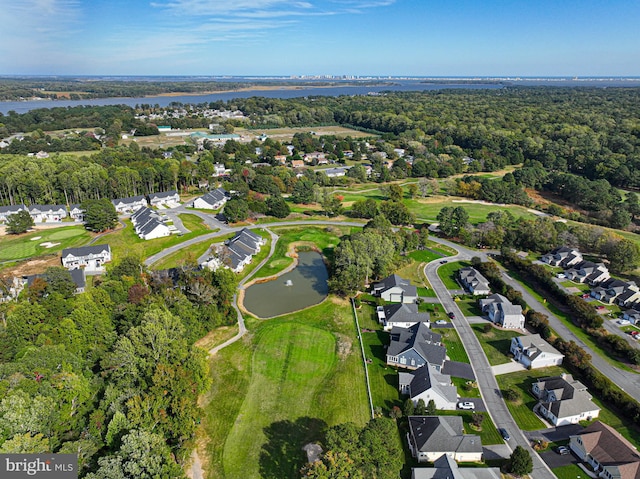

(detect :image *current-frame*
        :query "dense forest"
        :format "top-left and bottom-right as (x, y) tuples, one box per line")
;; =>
(0, 257), (237, 477)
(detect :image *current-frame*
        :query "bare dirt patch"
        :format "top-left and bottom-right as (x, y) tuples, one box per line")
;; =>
(335, 333), (352, 360)
(2, 256), (61, 277)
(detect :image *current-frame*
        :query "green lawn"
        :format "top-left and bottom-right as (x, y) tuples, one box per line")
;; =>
(452, 377), (480, 398)
(437, 260), (471, 290)
(435, 410), (503, 445)
(471, 324), (521, 366)
(104, 215), (212, 263)
(552, 464), (586, 479)
(435, 328), (470, 364)
(151, 240), (214, 270)
(0, 226), (92, 261)
(406, 196), (540, 224)
(455, 298), (483, 317)
(408, 249), (443, 263)
(495, 367), (565, 431)
(201, 299), (370, 479)
(253, 226), (348, 279)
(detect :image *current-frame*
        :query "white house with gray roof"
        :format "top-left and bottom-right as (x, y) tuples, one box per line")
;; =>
(542, 246), (583, 268)
(149, 190), (180, 208)
(193, 187), (228, 210)
(387, 322), (446, 371)
(378, 303), (430, 331)
(458, 267), (490, 295)
(61, 244), (111, 271)
(532, 373), (600, 426)
(478, 293), (524, 329)
(407, 416), (483, 463)
(112, 195), (147, 214)
(28, 204), (67, 222)
(131, 206), (171, 240)
(399, 365), (458, 410)
(0, 204), (26, 223)
(510, 334), (564, 369)
(412, 455), (502, 479)
(372, 274), (418, 303)
(69, 204), (85, 221)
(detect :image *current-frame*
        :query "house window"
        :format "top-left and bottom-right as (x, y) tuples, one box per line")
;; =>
(411, 359), (416, 366)
(400, 357), (407, 365)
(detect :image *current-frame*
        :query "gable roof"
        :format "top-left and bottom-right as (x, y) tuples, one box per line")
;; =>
(514, 334), (563, 360)
(383, 303), (430, 324)
(572, 421), (640, 477)
(149, 190), (178, 200)
(403, 365), (457, 403)
(388, 323), (446, 366)
(112, 195), (146, 205)
(374, 274), (417, 296)
(412, 455), (502, 479)
(61, 244), (111, 258)
(409, 416), (482, 455)
(198, 187), (227, 206)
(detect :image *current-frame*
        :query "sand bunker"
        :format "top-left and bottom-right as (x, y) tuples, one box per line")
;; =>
(40, 242), (60, 248)
(30, 236), (42, 241)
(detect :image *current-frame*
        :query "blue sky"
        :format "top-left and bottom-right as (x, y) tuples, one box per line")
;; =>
(1, 0), (638, 76)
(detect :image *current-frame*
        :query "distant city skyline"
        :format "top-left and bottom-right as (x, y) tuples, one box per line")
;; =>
(1, 0), (639, 77)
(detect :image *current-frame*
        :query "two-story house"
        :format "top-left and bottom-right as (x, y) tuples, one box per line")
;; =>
(112, 195), (147, 214)
(478, 293), (525, 329)
(532, 373), (600, 426)
(458, 267), (491, 295)
(510, 334), (564, 369)
(61, 244), (111, 271)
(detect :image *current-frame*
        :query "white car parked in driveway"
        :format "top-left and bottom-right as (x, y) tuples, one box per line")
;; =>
(618, 319), (630, 326)
(458, 401), (475, 410)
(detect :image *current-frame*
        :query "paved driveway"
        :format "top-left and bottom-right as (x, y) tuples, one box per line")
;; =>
(491, 361), (526, 376)
(524, 424), (584, 443)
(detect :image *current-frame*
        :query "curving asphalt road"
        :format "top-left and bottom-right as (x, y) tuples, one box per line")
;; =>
(423, 242), (556, 479)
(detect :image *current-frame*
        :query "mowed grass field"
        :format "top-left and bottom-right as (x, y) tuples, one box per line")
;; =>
(200, 299), (370, 479)
(0, 226), (92, 261)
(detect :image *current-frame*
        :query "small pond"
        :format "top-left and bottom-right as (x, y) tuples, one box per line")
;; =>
(243, 251), (329, 318)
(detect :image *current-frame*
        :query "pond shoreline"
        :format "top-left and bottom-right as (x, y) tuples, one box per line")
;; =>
(239, 245), (329, 318)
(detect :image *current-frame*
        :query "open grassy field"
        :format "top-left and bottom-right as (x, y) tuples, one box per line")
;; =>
(395, 259), (438, 297)
(471, 324), (521, 366)
(235, 125), (375, 141)
(0, 226), (92, 262)
(200, 299), (370, 479)
(437, 260), (470, 290)
(103, 214), (212, 264)
(406, 197), (541, 224)
(495, 367), (565, 431)
(253, 225), (351, 279)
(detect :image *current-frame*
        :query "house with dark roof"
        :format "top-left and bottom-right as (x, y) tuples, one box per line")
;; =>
(25, 269), (86, 294)
(69, 204), (85, 221)
(570, 421), (640, 479)
(478, 293), (524, 329)
(591, 278), (637, 304)
(28, 204), (67, 222)
(149, 190), (180, 207)
(193, 187), (228, 210)
(112, 195), (147, 214)
(372, 274), (418, 304)
(399, 365), (458, 410)
(61, 244), (111, 271)
(542, 246), (583, 268)
(618, 288), (640, 309)
(532, 373), (600, 426)
(411, 455), (502, 479)
(623, 308), (640, 325)
(407, 416), (483, 463)
(458, 267), (490, 295)
(378, 303), (430, 331)
(131, 206), (171, 240)
(566, 260), (610, 285)
(206, 228), (266, 273)
(387, 323), (446, 371)
(0, 204), (27, 223)
(510, 334), (564, 369)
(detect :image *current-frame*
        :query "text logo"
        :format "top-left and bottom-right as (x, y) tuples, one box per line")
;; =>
(1, 454), (77, 478)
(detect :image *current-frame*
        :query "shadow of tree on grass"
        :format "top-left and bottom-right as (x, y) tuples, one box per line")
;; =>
(259, 417), (327, 479)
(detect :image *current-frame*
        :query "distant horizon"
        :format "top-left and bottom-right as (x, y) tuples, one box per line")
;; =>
(1, 1), (638, 77)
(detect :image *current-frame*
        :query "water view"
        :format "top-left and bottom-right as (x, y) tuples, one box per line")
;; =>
(242, 251), (329, 318)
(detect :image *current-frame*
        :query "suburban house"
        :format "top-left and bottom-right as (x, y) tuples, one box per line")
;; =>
(149, 190), (180, 208)
(28, 205), (67, 222)
(69, 204), (85, 221)
(510, 334), (565, 369)
(61, 244), (112, 271)
(213, 163), (227, 176)
(377, 303), (430, 331)
(192, 187), (228, 210)
(386, 322), (446, 371)
(303, 152), (326, 164)
(399, 364), (458, 410)
(622, 308), (640, 325)
(291, 159), (305, 169)
(131, 206), (171, 240)
(25, 269), (86, 295)
(458, 267), (491, 295)
(532, 374), (600, 426)
(411, 455), (502, 479)
(617, 288), (640, 309)
(569, 421), (640, 479)
(212, 228), (266, 273)
(0, 204), (26, 222)
(112, 195), (147, 214)
(407, 416), (483, 463)
(542, 246), (583, 268)
(590, 278), (637, 304)
(565, 260), (610, 285)
(478, 293), (525, 329)
(372, 274), (418, 303)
